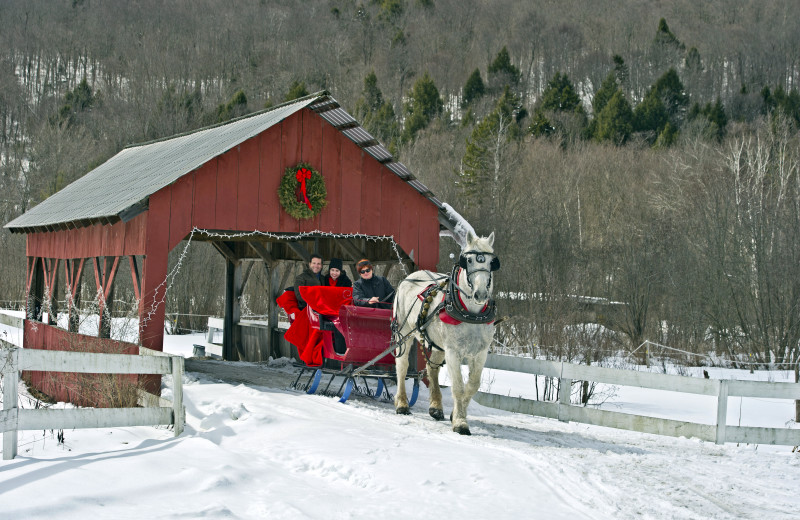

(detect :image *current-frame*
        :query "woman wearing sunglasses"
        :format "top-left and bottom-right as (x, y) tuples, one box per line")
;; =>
(352, 258), (394, 308)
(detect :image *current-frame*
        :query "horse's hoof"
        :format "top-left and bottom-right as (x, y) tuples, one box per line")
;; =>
(453, 425), (471, 436)
(429, 408), (444, 421)
(396, 406), (411, 415)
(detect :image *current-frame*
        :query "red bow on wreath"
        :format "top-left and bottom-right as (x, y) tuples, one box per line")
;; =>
(295, 168), (313, 210)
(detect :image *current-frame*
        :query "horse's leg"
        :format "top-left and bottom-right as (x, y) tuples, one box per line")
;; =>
(445, 348), (471, 435)
(460, 348), (488, 422)
(427, 347), (445, 420)
(394, 332), (412, 415)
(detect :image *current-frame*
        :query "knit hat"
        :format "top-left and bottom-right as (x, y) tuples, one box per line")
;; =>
(329, 257), (343, 271)
(356, 259), (372, 271)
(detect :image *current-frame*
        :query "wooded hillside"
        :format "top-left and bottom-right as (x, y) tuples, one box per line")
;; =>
(2, 0), (799, 366)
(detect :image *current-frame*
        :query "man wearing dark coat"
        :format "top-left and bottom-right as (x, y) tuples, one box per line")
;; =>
(294, 254), (323, 310)
(352, 258), (394, 309)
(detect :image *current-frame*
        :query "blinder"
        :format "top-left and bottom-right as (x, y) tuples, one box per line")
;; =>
(459, 251), (500, 271)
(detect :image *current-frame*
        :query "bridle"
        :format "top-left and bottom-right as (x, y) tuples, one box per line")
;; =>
(458, 250), (500, 295)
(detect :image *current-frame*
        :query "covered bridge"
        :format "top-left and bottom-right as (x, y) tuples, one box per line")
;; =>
(6, 92), (459, 379)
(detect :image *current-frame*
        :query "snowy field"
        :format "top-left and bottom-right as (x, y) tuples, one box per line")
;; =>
(2, 312), (800, 519)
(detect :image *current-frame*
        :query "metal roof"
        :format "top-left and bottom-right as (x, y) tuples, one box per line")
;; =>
(6, 91), (451, 234)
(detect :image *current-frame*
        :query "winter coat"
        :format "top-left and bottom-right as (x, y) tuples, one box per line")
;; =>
(352, 275), (394, 308)
(294, 267), (322, 309)
(324, 270), (352, 288)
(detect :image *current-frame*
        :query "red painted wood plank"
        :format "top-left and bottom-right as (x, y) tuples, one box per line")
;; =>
(192, 160), (218, 230)
(141, 188), (171, 353)
(416, 201), (440, 271)
(340, 145), (363, 234)
(89, 225), (104, 259)
(257, 126), (282, 232)
(279, 114), (302, 233)
(123, 213), (147, 256)
(300, 109), (324, 233)
(360, 157), (382, 236)
(398, 184), (419, 265)
(169, 173), (195, 250)
(237, 136), (260, 231)
(216, 148), (239, 230)
(379, 169), (404, 243)
(319, 121), (342, 233)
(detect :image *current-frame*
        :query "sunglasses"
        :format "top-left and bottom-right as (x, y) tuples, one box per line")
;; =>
(360, 267), (372, 274)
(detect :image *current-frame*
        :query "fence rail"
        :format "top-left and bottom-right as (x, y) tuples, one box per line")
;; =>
(476, 353), (800, 446)
(0, 312), (24, 329)
(1, 339), (184, 460)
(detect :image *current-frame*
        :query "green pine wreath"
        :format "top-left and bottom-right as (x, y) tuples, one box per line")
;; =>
(278, 162), (328, 220)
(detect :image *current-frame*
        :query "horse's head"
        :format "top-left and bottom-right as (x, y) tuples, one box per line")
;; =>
(458, 231), (499, 304)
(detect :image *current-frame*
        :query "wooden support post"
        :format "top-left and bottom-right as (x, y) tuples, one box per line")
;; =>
(27, 257), (45, 321)
(715, 380), (729, 445)
(287, 241), (311, 262)
(65, 259), (85, 333)
(2, 346), (19, 460)
(129, 256), (142, 302)
(44, 258), (60, 325)
(223, 258), (244, 361)
(94, 257), (121, 339)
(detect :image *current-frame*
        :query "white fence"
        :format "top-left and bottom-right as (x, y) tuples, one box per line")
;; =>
(476, 353), (800, 446)
(1, 339), (185, 460)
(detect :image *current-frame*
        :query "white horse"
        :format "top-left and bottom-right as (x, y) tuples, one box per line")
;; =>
(392, 231), (498, 435)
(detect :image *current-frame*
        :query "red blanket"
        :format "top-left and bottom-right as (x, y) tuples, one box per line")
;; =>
(276, 290), (323, 366)
(299, 286), (353, 316)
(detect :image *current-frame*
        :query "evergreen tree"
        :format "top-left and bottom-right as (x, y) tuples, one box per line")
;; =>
(461, 87), (523, 204)
(403, 72), (443, 142)
(633, 68), (688, 144)
(685, 47), (703, 73)
(613, 55), (629, 87)
(651, 68), (689, 119)
(487, 46), (521, 90)
(354, 71), (401, 152)
(284, 81), (309, 102)
(687, 99), (728, 141)
(594, 90), (634, 145)
(592, 71), (619, 116)
(360, 71), (384, 114)
(216, 90), (248, 122)
(654, 18), (682, 49)
(53, 77), (98, 128)
(633, 91), (668, 140)
(540, 72), (583, 113)
(462, 68), (486, 108)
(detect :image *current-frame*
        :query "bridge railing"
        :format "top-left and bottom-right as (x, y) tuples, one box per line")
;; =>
(476, 353), (800, 446)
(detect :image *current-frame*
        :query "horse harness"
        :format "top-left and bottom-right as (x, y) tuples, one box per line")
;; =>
(412, 260), (499, 367)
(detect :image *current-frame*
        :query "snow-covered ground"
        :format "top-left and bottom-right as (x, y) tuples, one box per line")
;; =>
(2, 313), (800, 519)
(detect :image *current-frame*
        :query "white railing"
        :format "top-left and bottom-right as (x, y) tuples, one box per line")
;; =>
(0, 312), (24, 329)
(1, 339), (184, 460)
(476, 353), (800, 446)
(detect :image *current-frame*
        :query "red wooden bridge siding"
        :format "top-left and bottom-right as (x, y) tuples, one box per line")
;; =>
(162, 107), (439, 269)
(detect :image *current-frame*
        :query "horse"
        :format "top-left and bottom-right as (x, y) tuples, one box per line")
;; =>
(392, 231), (499, 435)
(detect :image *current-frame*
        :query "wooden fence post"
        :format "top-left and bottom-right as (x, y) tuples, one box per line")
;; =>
(172, 356), (184, 436)
(715, 379), (729, 445)
(557, 361), (572, 422)
(2, 346), (19, 460)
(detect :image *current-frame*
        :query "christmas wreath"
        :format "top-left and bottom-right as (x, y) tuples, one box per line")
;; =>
(278, 162), (328, 219)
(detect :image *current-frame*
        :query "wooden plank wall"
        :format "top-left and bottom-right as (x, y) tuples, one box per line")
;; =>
(22, 320), (141, 406)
